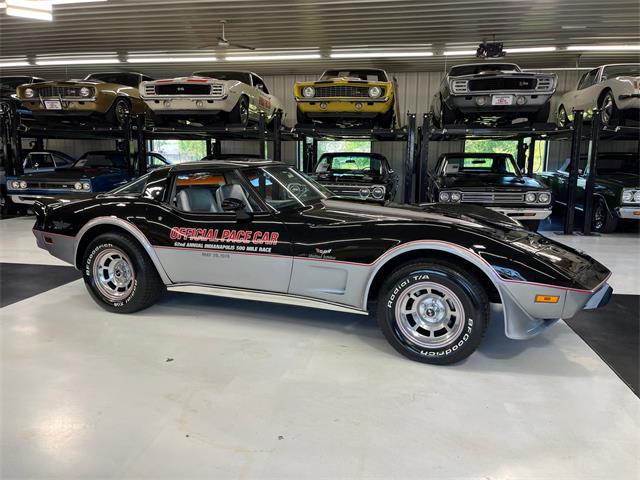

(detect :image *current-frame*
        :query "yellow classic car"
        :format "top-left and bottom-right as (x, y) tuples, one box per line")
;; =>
(294, 68), (396, 127)
(16, 72), (153, 127)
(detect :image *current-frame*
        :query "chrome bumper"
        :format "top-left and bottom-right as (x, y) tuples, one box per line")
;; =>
(616, 206), (640, 220)
(488, 207), (552, 220)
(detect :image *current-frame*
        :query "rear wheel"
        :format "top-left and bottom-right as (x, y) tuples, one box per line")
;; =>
(82, 232), (164, 313)
(377, 261), (489, 365)
(591, 198), (618, 233)
(599, 91), (620, 127)
(228, 96), (250, 127)
(557, 105), (569, 127)
(436, 98), (456, 128)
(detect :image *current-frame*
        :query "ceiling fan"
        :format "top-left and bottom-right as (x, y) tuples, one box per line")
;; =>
(202, 20), (256, 50)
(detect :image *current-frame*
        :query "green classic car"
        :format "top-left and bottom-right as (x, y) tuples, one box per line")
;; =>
(536, 152), (640, 232)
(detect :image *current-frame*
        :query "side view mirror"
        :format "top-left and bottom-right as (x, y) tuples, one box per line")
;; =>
(221, 198), (252, 221)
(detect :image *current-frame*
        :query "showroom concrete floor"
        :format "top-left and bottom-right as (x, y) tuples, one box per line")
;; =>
(1, 216), (639, 480)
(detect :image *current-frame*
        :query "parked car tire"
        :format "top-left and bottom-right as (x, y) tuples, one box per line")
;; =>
(435, 98), (456, 128)
(528, 103), (550, 125)
(228, 95), (250, 127)
(376, 109), (395, 129)
(296, 107), (311, 125)
(107, 97), (132, 127)
(82, 232), (164, 313)
(376, 260), (489, 365)
(599, 90), (620, 127)
(592, 198), (618, 233)
(557, 105), (569, 127)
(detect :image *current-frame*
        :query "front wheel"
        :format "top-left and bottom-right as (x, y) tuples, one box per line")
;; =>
(228, 96), (250, 127)
(83, 232), (164, 313)
(591, 198), (618, 233)
(557, 105), (569, 127)
(107, 97), (131, 127)
(600, 91), (620, 127)
(377, 261), (489, 365)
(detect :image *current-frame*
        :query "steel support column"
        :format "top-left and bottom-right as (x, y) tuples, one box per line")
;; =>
(122, 113), (133, 180)
(583, 110), (601, 235)
(526, 138), (536, 177)
(563, 110), (584, 234)
(404, 113), (417, 204)
(415, 113), (432, 203)
(272, 111), (282, 162)
(136, 114), (147, 176)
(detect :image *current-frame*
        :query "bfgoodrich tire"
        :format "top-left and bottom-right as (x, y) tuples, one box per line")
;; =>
(82, 232), (164, 313)
(377, 261), (489, 365)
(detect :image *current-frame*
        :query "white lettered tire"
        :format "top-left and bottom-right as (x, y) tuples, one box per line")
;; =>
(377, 261), (489, 365)
(83, 232), (164, 313)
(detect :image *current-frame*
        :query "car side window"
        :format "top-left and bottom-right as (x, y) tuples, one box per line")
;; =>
(578, 69), (598, 89)
(170, 171), (261, 214)
(252, 74), (269, 94)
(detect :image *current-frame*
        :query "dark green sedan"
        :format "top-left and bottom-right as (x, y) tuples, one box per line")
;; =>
(537, 153), (640, 233)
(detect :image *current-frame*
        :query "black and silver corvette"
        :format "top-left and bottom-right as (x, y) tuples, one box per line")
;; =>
(32, 160), (612, 365)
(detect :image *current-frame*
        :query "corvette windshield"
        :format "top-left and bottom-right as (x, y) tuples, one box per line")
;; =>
(243, 166), (333, 209)
(442, 155), (521, 176)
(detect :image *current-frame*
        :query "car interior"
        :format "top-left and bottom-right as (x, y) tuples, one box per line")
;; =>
(172, 172), (256, 213)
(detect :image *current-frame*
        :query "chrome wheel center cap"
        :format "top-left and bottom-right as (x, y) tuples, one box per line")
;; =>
(418, 297), (446, 324)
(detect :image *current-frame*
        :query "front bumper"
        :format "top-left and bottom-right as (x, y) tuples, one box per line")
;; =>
(142, 96), (233, 114)
(488, 206), (552, 220)
(499, 277), (612, 340)
(10, 192), (92, 205)
(447, 93), (552, 113)
(616, 206), (640, 219)
(297, 98), (392, 116)
(20, 99), (107, 115)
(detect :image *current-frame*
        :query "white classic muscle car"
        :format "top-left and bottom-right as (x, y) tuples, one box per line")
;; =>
(556, 64), (640, 127)
(140, 70), (284, 127)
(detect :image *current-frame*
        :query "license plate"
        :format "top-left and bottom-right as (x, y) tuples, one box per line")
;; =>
(492, 95), (513, 106)
(44, 100), (62, 110)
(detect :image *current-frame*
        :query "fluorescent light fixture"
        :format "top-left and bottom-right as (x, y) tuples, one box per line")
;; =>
(504, 46), (556, 53)
(127, 56), (217, 63)
(443, 50), (477, 56)
(6, 0), (52, 20)
(0, 0), (107, 5)
(0, 60), (30, 67)
(226, 54), (321, 61)
(330, 51), (433, 59)
(567, 44), (640, 51)
(35, 58), (120, 65)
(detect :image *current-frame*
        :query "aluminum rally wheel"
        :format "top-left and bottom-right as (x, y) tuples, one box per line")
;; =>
(92, 247), (135, 302)
(377, 261), (489, 365)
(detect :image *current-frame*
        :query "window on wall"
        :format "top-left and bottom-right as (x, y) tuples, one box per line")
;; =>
(317, 140), (371, 157)
(150, 140), (207, 163)
(464, 139), (547, 173)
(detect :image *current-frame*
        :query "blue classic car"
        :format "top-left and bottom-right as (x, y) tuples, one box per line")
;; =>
(6, 150), (170, 207)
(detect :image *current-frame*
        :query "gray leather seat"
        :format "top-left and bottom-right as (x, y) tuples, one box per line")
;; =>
(216, 184), (253, 212)
(176, 187), (220, 213)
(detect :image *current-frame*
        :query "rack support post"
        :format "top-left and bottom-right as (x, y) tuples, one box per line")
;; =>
(415, 113), (432, 203)
(122, 113), (133, 180)
(404, 113), (417, 204)
(136, 114), (147, 176)
(272, 110), (282, 162)
(526, 138), (536, 177)
(582, 110), (601, 235)
(564, 110), (584, 234)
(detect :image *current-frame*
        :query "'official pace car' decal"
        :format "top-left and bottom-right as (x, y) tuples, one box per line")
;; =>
(169, 227), (280, 253)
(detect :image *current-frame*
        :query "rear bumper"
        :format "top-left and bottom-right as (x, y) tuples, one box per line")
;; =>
(488, 206), (552, 220)
(33, 228), (76, 265)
